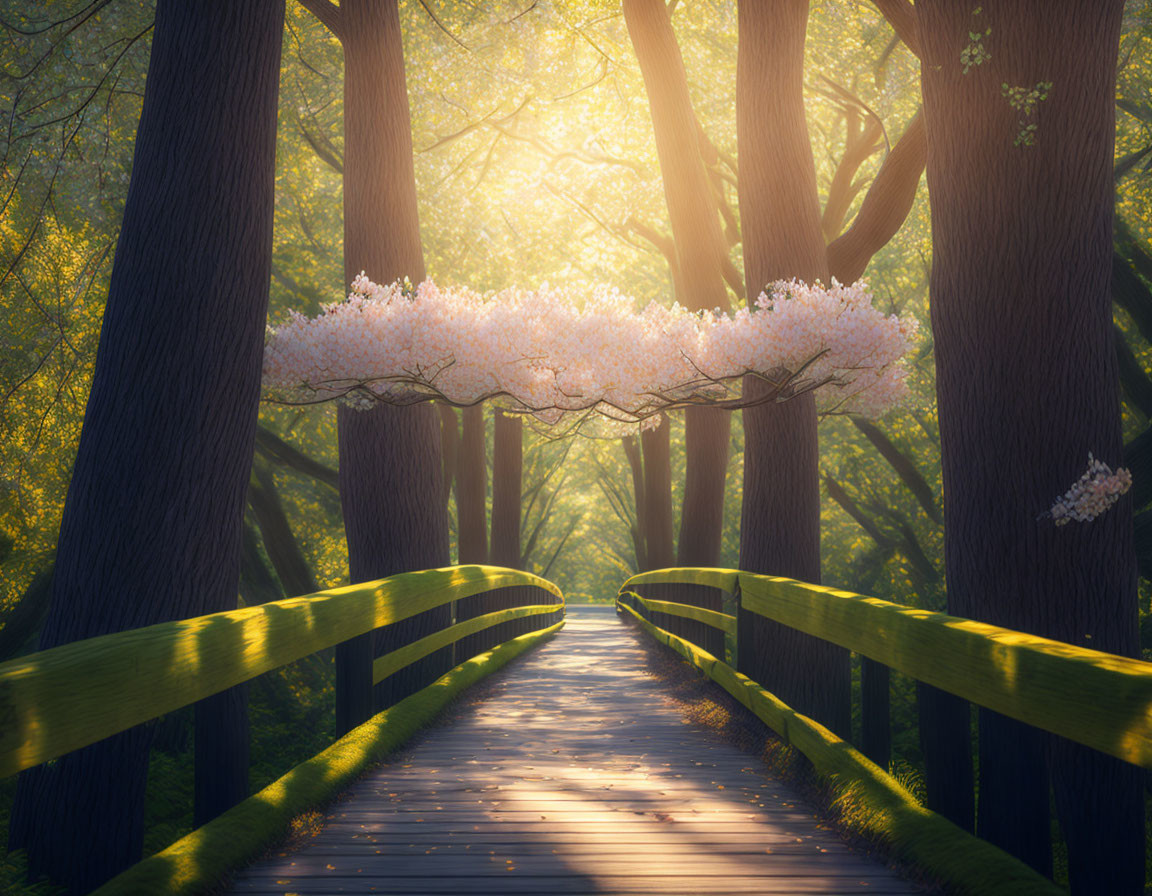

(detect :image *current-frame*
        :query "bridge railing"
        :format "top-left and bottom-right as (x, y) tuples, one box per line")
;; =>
(617, 567), (1152, 895)
(0, 565), (563, 893)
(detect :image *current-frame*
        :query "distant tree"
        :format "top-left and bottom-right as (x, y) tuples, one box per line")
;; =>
(623, 0), (733, 572)
(917, 0), (1143, 889)
(457, 405), (488, 564)
(298, 0), (450, 729)
(6, 1), (284, 890)
(735, 0), (927, 737)
(735, 0), (845, 735)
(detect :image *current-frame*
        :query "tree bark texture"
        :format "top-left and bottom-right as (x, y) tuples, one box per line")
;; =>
(735, 0), (849, 739)
(7, 1), (283, 889)
(438, 403), (459, 509)
(641, 418), (675, 570)
(457, 404), (488, 565)
(490, 411), (523, 569)
(335, 0), (450, 724)
(453, 404), (493, 659)
(623, 0), (731, 570)
(917, 2), (1141, 888)
(621, 435), (648, 571)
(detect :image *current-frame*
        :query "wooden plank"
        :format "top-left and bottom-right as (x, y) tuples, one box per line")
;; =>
(738, 573), (1152, 768)
(0, 565), (561, 778)
(92, 623), (565, 896)
(226, 606), (919, 896)
(231, 875), (916, 889)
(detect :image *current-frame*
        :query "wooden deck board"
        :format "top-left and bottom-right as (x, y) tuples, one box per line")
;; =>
(227, 606), (920, 895)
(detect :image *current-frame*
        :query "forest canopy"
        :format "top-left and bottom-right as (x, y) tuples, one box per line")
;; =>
(3, 0), (1150, 614)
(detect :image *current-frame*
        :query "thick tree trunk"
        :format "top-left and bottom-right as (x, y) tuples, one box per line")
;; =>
(734, 0), (849, 738)
(458, 404), (488, 564)
(621, 435), (648, 571)
(438, 403), (459, 510)
(490, 411), (523, 569)
(623, 0), (731, 569)
(6, 2), (283, 889)
(677, 407), (729, 567)
(453, 404), (492, 660)
(917, 2), (1141, 888)
(336, 0), (449, 726)
(641, 419), (675, 570)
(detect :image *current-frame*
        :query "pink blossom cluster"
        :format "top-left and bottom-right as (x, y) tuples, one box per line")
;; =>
(262, 275), (918, 425)
(1049, 453), (1133, 526)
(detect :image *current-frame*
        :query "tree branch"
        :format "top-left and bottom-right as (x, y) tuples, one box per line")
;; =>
(297, 0), (342, 39)
(871, 0), (919, 58)
(827, 110), (926, 284)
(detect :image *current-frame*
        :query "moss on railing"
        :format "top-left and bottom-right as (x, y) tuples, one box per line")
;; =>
(0, 565), (561, 779)
(90, 621), (564, 896)
(617, 599), (1060, 896)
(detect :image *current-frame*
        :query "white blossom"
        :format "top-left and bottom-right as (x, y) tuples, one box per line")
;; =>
(262, 276), (918, 428)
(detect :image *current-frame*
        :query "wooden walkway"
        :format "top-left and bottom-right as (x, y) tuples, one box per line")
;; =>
(228, 605), (920, 895)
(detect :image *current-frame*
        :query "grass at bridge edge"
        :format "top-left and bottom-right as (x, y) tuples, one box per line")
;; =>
(89, 619), (565, 896)
(617, 601), (1064, 896)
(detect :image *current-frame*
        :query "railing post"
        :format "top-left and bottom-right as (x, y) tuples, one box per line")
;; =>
(917, 680), (974, 832)
(859, 657), (890, 771)
(725, 583), (740, 668)
(336, 633), (374, 736)
(194, 684), (249, 826)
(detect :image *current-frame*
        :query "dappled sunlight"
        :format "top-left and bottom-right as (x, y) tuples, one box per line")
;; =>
(227, 606), (917, 894)
(0, 565), (559, 778)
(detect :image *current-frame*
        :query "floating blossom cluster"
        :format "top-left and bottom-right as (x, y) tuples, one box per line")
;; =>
(1049, 453), (1133, 526)
(262, 275), (918, 427)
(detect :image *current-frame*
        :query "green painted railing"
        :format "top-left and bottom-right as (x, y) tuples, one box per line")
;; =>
(617, 567), (1152, 896)
(621, 567), (1152, 768)
(1, 565), (563, 895)
(0, 564), (561, 780)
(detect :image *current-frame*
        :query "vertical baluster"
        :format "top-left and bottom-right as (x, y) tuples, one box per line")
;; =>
(860, 657), (890, 770)
(336, 634), (374, 736)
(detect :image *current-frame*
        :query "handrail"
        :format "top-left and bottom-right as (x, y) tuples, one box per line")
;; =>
(372, 604), (560, 684)
(625, 566), (739, 593)
(616, 597), (1062, 895)
(93, 621), (566, 896)
(619, 567), (1152, 769)
(0, 564), (562, 779)
(619, 590), (735, 635)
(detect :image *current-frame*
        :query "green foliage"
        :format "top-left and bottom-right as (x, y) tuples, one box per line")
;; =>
(1001, 81), (1053, 147)
(961, 7), (992, 74)
(2, 2), (1152, 886)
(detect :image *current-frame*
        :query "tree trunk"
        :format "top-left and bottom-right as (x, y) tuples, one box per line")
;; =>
(623, 0), (731, 569)
(734, 0), (849, 738)
(621, 435), (647, 571)
(453, 404), (492, 661)
(458, 404), (488, 564)
(490, 411), (523, 569)
(678, 407), (730, 566)
(641, 418), (675, 570)
(438, 403), (459, 510)
(7, 2), (283, 889)
(336, 0), (449, 726)
(917, 2), (1141, 888)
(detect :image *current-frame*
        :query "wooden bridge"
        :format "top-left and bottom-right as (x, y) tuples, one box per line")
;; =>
(2, 565), (1150, 895)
